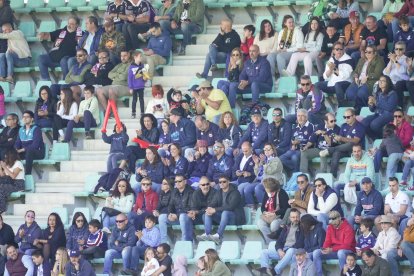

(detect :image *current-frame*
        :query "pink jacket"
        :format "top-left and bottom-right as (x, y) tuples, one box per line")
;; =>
(0, 94), (5, 116)
(393, 120), (413, 148)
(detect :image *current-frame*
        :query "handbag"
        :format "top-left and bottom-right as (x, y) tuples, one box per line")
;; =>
(404, 224), (414, 243)
(102, 207), (122, 217)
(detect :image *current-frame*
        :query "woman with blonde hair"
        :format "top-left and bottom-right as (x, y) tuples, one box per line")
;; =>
(52, 247), (69, 276)
(203, 249), (231, 276)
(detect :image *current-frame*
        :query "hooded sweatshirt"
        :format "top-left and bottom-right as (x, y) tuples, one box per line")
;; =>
(343, 151), (375, 184)
(65, 257), (96, 276)
(14, 221), (42, 252)
(172, 255), (188, 276)
(66, 224), (89, 251)
(323, 219), (356, 252)
(102, 130), (129, 154)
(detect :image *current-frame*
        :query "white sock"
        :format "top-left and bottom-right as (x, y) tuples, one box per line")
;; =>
(58, 129), (64, 136)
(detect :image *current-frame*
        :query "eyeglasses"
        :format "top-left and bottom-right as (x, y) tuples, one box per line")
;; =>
(315, 184), (324, 187)
(395, 48), (404, 51)
(334, 48), (343, 51)
(394, 115), (403, 118)
(76, 220), (84, 223)
(115, 219), (126, 223)
(365, 51), (373, 54)
(141, 183), (151, 186)
(297, 181), (306, 184)
(300, 83), (311, 86)
(272, 113), (282, 117)
(76, 55), (84, 57)
(328, 216), (339, 221)
(343, 115), (352, 119)
(329, 120), (337, 123)
(200, 183), (209, 187)
(175, 179), (184, 183)
(219, 180), (228, 184)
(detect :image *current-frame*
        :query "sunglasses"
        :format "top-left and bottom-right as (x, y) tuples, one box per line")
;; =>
(300, 83), (311, 86)
(219, 180), (228, 184)
(395, 48), (404, 51)
(115, 219), (126, 223)
(297, 181), (306, 184)
(76, 55), (84, 57)
(200, 183), (209, 186)
(343, 115), (352, 119)
(272, 113), (282, 117)
(328, 216), (339, 221)
(175, 179), (184, 183)
(334, 48), (343, 51)
(394, 115), (403, 118)
(329, 120), (337, 123)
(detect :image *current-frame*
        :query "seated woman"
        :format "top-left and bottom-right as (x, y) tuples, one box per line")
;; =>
(217, 111), (242, 157)
(52, 247), (69, 276)
(102, 122), (129, 172)
(187, 140), (212, 188)
(145, 85), (169, 125)
(102, 179), (134, 232)
(308, 178), (344, 230)
(15, 210), (42, 255)
(361, 75), (398, 140)
(34, 86), (56, 128)
(217, 48), (244, 108)
(124, 113), (159, 172)
(158, 119), (171, 149)
(253, 19), (278, 57)
(34, 212), (66, 264)
(0, 148), (25, 214)
(135, 147), (165, 194)
(162, 143), (189, 177)
(153, 178), (173, 219)
(66, 212), (89, 251)
(345, 45), (385, 114)
(64, 85), (100, 142)
(52, 88), (78, 142)
(283, 17), (324, 76)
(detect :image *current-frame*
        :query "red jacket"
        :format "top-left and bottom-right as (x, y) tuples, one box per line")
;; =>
(393, 120), (413, 148)
(395, 0), (414, 18)
(133, 189), (159, 213)
(240, 36), (255, 60)
(323, 219), (356, 252)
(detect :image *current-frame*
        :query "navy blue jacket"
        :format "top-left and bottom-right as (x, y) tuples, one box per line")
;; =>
(207, 154), (234, 184)
(34, 260), (52, 276)
(311, 186), (344, 217)
(188, 153), (212, 177)
(218, 124), (242, 150)
(303, 222), (326, 253)
(196, 122), (220, 147)
(65, 257), (96, 276)
(275, 223), (305, 250)
(169, 118), (196, 148)
(148, 32), (172, 60)
(66, 224), (89, 251)
(15, 125), (45, 152)
(239, 119), (269, 150)
(77, 27), (104, 57)
(370, 90), (398, 116)
(355, 188), (384, 217)
(108, 223), (137, 252)
(166, 156), (189, 177)
(239, 56), (273, 87)
(268, 120), (292, 155)
(136, 160), (165, 184)
(102, 131), (129, 154)
(232, 154), (256, 183)
(15, 222), (42, 252)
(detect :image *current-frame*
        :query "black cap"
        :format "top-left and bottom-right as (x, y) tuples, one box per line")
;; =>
(170, 108), (183, 117)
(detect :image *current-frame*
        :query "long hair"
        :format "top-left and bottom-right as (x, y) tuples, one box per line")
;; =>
(142, 146), (161, 167)
(306, 17), (322, 42)
(60, 88), (74, 116)
(205, 249), (221, 272)
(4, 148), (19, 167)
(300, 214), (319, 235)
(55, 247), (69, 275)
(259, 19), (275, 41)
(218, 111), (239, 128)
(377, 74), (394, 95)
(47, 212), (64, 230)
(111, 179), (134, 198)
(169, 143), (181, 166)
(71, 212), (88, 227)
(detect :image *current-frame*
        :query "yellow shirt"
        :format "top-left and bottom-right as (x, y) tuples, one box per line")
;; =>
(201, 89), (232, 121)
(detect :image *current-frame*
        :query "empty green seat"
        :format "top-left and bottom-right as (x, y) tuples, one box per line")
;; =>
(50, 143), (71, 161)
(230, 241), (262, 264)
(408, 106), (414, 117)
(335, 107), (348, 126)
(315, 173), (334, 187)
(36, 0), (65, 12)
(193, 241), (216, 261)
(52, 207), (69, 226)
(73, 173), (101, 197)
(19, 22), (37, 42)
(67, 0), (88, 10)
(11, 0), (30, 12)
(34, 81), (52, 94)
(172, 241), (194, 260)
(360, 106), (374, 118)
(211, 78), (226, 88)
(13, 81), (32, 99)
(0, 82), (15, 102)
(219, 241), (240, 262)
(39, 21), (57, 33)
(277, 76), (297, 97)
(27, 0), (45, 9)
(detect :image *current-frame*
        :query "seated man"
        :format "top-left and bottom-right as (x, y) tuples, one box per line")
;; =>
(312, 210), (356, 275)
(104, 0), (127, 32)
(0, 113), (19, 160)
(98, 18), (126, 65)
(31, 250), (51, 276)
(207, 141), (233, 186)
(228, 45), (272, 106)
(192, 115), (220, 155)
(238, 108), (268, 155)
(233, 142), (256, 207)
(267, 108), (292, 156)
(167, 108), (196, 151)
(256, 208), (304, 276)
(199, 175), (245, 245)
(0, 23), (31, 83)
(38, 16), (83, 80)
(4, 244), (33, 276)
(158, 175), (194, 243)
(288, 174), (314, 214)
(319, 108), (365, 178)
(196, 19), (241, 79)
(192, 176), (218, 236)
(66, 249), (95, 276)
(103, 213), (137, 275)
(96, 50), (132, 110)
(361, 249), (391, 275)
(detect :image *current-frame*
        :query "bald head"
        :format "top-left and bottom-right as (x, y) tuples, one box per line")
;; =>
(220, 19), (232, 33)
(249, 44), (260, 60)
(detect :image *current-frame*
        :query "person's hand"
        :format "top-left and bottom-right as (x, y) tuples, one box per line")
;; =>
(315, 188), (323, 197)
(144, 49), (154, 56)
(154, 16), (161, 22)
(343, 264), (349, 274)
(129, 89), (133, 95)
(33, 239), (39, 246)
(242, 171), (250, 177)
(327, 62), (335, 71)
(334, 134), (343, 143)
(259, 153), (266, 162)
(238, 80), (248, 90)
(236, 170), (243, 177)
(187, 210), (196, 220)
(288, 199), (295, 205)
(348, 181), (357, 187)
(388, 53), (397, 62)
(206, 207), (216, 215)
(191, 91), (200, 100)
(171, 20), (178, 29)
(127, 14), (135, 22)
(187, 153), (194, 162)
(168, 213), (178, 221)
(181, 102), (189, 109)
(407, 57), (413, 67)
(360, 76), (368, 85)
(373, 248), (380, 256)
(164, 158), (171, 166)
(398, 248), (403, 257)
(278, 250), (285, 259)
(136, 129), (142, 137)
(153, 210), (160, 217)
(356, 249), (362, 256)
(73, 115), (80, 123)
(194, 151), (201, 159)
(19, 229), (24, 238)
(77, 239), (85, 245)
(233, 148), (240, 156)
(321, 247), (332, 254)
(136, 230), (143, 239)
(252, 155), (259, 164)
(74, 260), (80, 271)
(137, 208), (143, 215)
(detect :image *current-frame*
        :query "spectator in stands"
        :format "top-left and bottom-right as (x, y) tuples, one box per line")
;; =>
(192, 80), (232, 124)
(392, 109), (412, 149)
(169, 0), (205, 55)
(0, 23), (31, 84)
(135, 147), (165, 192)
(66, 212), (89, 251)
(372, 215), (401, 260)
(317, 41), (353, 104)
(341, 253), (362, 276)
(102, 122), (129, 172)
(81, 50), (115, 94)
(105, 0), (127, 32)
(102, 179), (134, 231)
(0, 113), (18, 159)
(52, 247), (69, 276)
(158, 174), (194, 243)
(201, 175), (245, 245)
(124, 113), (159, 171)
(329, 0), (359, 30)
(142, 0), (176, 40)
(339, 11), (364, 57)
(267, 108), (291, 156)
(103, 213), (136, 274)
(31, 249), (51, 276)
(393, 16), (414, 57)
(217, 48), (244, 108)
(129, 177), (158, 230)
(280, 109), (314, 172)
(317, 24), (340, 80)
(392, 0), (414, 35)
(15, 210), (41, 257)
(313, 210), (356, 275)
(96, 50), (131, 110)
(238, 108), (268, 155)
(34, 86), (56, 129)
(290, 248), (316, 275)
(354, 15), (387, 62)
(253, 19), (277, 58)
(65, 249), (95, 276)
(286, 174), (314, 216)
(38, 16), (83, 80)
(258, 178), (289, 244)
(0, 214), (16, 256)
(52, 88), (79, 143)
(191, 115), (219, 155)
(150, 243), (172, 275)
(187, 140), (212, 188)
(351, 177), (384, 227)
(253, 143), (284, 203)
(356, 218), (376, 256)
(0, 0), (12, 27)
(33, 213), (65, 264)
(162, 143), (189, 177)
(300, 113), (340, 174)
(319, 108), (365, 178)
(306, 0), (338, 28)
(308, 178), (343, 230)
(4, 244), (33, 276)
(145, 85), (169, 123)
(333, 144), (375, 200)
(283, 17), (324, 77)
(81, 219), (107, 260)
(99, 19), (126, 66)
(240, 25), (255, 59)
(167, 89), (191, 118)
(217, 111), (242, 157)
(233, 141), (256, 206)
(257, 208), (303, 275)
(207, 141), (233, 186)
(128, 215), (161, 274)
(399, 215), (414, 274)
(15, 110), (45, 175)
(301, 214), (326, 258)
(64, 85), (100, 142)
(191, 176), (217, 229)
(201, 248), (231, 276)
(379, 0), (404, 41)
(346, 45), (385, 113)
(123, 0), (155, 50)
(285, 75), (327, 127)
(167, 108), (196, 150)
(68, 16), (103, 70)
(153, 178), (173, 219)
(128, 51), (148, 117)
(373, 125), (404, 180)
(196, 19), (241, 79)
(361, 249), (391, 275)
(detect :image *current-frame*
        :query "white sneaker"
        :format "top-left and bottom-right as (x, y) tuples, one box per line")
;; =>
(209, 233), (221, 245)
(196, 233), (208, 241)
(319, 149), (329, 157)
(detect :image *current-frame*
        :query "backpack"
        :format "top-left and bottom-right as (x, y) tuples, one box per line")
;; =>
(239, 102), (271, 125)
(93, 168), (130, 193)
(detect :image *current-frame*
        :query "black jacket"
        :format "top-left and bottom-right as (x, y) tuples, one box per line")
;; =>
(190, 188), (218, 215)
(212, 184), (246, 225)
(261, 188), (290, 219)
(139, 114), (160, 144)
(84, 62), (114, 86)
(275, 223), (304, 251)
(156, 190), (172, 214)
(0, 126), (19, 150)
(303, 222), (326, 253)
(212, 29), (241, 53)
(0, 2), (13, 26)
(168, 185), (194, 214)
(0, 223), (17, 247)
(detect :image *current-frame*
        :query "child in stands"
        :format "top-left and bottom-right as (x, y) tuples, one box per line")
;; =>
(101, 122), (129, 172)
(128, 51), (149, 119)
(240, 24), (255, 60)
(81, 219), (107, 260)
(141, 247), (160, 276)
(356, 218), (376, 256)
(341, 253), (362, 276)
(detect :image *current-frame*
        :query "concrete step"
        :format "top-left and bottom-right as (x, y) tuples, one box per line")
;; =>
(4, 215), (49, 232)
(60, 160), (106, 172)
(163, 65), (203, 76)
(25, 193), (75, 205)
(185, 44), (209, 56)
(36, 183), (84, 193)
(84, 140), (111, 151)
(152, 76), (192, 87)
(47, 171), (92, 183)
(14, 203), (64, 216)
(195, 34), (219, 44)
(173, 58), (204, 66)
(71, 150), (110, 161)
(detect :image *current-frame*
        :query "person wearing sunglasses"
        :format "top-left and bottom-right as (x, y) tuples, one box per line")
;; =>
(103, 213), (137, 275)
(66, 212), (89, 252)
(300, 112), (340, 174)
(391, 109), (413, 150)
(267, 108), (291, 157)
(393, 15), (414, 58)
(207, 141), (234, 186)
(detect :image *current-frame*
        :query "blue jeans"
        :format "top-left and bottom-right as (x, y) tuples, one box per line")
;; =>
(362, 113), (394, 140)
(401, 241), (414, 269)
(171, 22), (202, 48)
(38, 54), (70, 80)
(201, 44), (227, 77)
(103, 247), (132, 274)
(312, 249), (352, 275)
(234, 81), (273, 104)
(65, 110), (97, 142)
(218, 80), (238, 108)
(203, 210), (235, 237)
(279, 150), (300, 171)
(237, 182), (258, 205)
(387, 248), (404, 276)
(402, 159), (414, 182)
(158, 213), (193, 242)
(260, 247), (296, 274)
(400, 217), (409, 236)
(374, 150), (403, 180)
(129, 244), (149, 271)
(0, 52), (30, 77)
(102, 214), (116, 229)
(128, 211), (151, 230)
(316, 80), (350, 103)
(255, 183), (265, 204)
(107, 152), (125, 172)
(345, 83), (369, 111)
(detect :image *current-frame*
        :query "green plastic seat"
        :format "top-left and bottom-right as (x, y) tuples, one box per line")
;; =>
(74, 173), (101, 197)
(172, 241), (193, 260)
(72, 207), (91, 222)
(360, 106), (374, 118)
(408, 106), (414, 117)
(266, 107), (287, 123)
(0, 82), (13, 101)
(88, 0), (108, 9)
(241, 208), (261, 230)
(36, 0), (66, 12)
(13, 81), (32, 99)
(219, 241), (240, 262)
(67, 0), (88, 9)
(277, 76), (297, 97)
(25, 175), (35, 192)
(10, 0), (30, 12)
(39, 21), (57, 33)
(230, 241), (262, 264)
(315, 173), (334, 187)
(52, 207), (69, 225)
(27, 0), (45, 9)
(34, 81), (52, 95)
(372, 139), (382, 149)
(335, 107), (348, 126)
(211, 78), (226, 88)
(19, 22), (37, 42)
(50, 143), (71, 161)
(193, 241), (216, 261)
(243, 207), (252, 225)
